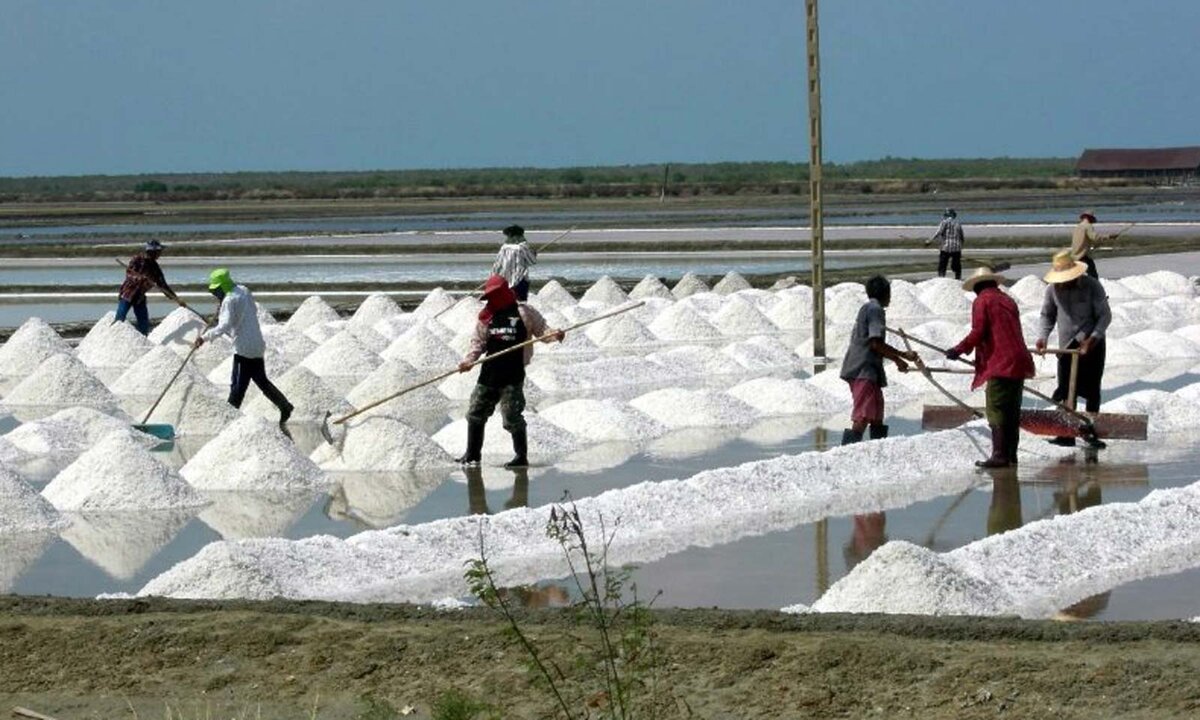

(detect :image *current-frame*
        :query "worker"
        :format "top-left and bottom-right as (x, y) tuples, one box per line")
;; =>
(492, 224), (538, 301)
(925, 208), (965, 280)
(1071, 211), (1106, 278)
(115, 239), (184, 335)
(193, 268), (294, 428)
(946, 265), (1036, 468)
(456, 275), (564, 467)
(839, 275), (918, 444)
(1036, 250), (1112, 447)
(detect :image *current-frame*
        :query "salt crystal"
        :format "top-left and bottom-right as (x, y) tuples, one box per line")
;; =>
(1125, 329), (1200, 359)
(671, 272), (710, 299)
(711, 296), (779, 336)
(432, 414), (579, 461)
(712, 271), (752, 295)
(1153, 296), (1200, 328)
(680, 292), (726, 317)
(285, 296), (342, 331)
(380, 323), (462, 376)
(345, 359), (450, 414)
(534, 279), (577, 307)
(541, 327), (600, 356)
(315, 415), (454, 471)
(886, 285), (932, 320)
(647, 303), (723, 342)
(585, 312), (659, 347)
(300, 331), (382, 386)
(257, 304), (279, 326)
(629, 388), (760, 428)
(350, 293), (403, 327)
(42, 433), (208, 511)
(726, 377), (844, 416)
(0, 318), (73, 379)
(721, 335), (798, 371)
(580, 276), (629, 306)
(75, 314), (154, 369)
(5, 354), (123, 414)
(647, 345), (746, 377)
(539, 398), (667, 443)
(412, 287), (457, 318)
(628, 275), (673, 300)
(245, 365), (353, 422)
(185, 334), (236, 375)
(182, 415), (330, 491)
(0, 464), (67, 534)
(907, 320), (969, 354)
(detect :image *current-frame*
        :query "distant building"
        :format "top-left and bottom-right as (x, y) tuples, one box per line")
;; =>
(1076, 147), (1200, 181)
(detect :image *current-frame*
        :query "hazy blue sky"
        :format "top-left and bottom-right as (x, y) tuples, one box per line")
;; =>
(3, 0), (1198, 176)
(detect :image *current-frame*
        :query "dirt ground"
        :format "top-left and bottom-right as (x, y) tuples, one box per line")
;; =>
(0, 597), (1198, 719)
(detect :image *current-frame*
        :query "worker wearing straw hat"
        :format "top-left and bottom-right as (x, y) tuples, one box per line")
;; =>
(1071, 211), (1107, 279)
(1036, 250), (1112, 446)
(945, 265), (1035, 468)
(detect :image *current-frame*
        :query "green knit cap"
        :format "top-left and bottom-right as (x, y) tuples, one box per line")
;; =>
(207, 268), (234, 292)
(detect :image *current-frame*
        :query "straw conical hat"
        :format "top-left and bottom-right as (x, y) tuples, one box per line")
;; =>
(962, 266), (1007, 292)
(1043, 250), (1088, 284)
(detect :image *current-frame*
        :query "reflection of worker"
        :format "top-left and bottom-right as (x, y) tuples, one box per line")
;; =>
(1070, 212), (1106, 279)
(839, 275), (917, 445)
(926, 208), (965, 280)
(463, 465), (531, 515)
(987, 475), (1023, 536)
(116, 240), (183, 335)
(1053, 478), (1111, 620)
(492, 224), (538, 301)
(842, 512), (887, 571)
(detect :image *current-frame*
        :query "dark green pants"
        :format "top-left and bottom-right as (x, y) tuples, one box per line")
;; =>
(466, 382), (526, 433)
(985, 378), (1024, 428)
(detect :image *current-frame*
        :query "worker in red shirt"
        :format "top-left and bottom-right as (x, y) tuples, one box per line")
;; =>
(115, 239), (184, 334)
(946, 265), (1036, 469)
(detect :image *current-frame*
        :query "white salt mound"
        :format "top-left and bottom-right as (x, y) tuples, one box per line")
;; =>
(917, 279), (972, 316)
(825, 290), (868, 325)
(432, 414), (579, 461)
(1103, 390), (1200, 433)
(75, 315), (154, 369)
(727, 377), (843, 416)
(534, 280), (577, 308)
(436, 297), (483, 333)
(412, 287), (457, 318)
(539, 398), (667, 443)
(351, 293), (403, 327)
(722, 335), (798, 371)
(42, 433), (208, 512)
(261, 324), (320, 364)
(672, 272), (710, 299)
(344, 358), (450, 413)
(766, 293), (814, 330)
(285, 296), (342, 331)
(109, 345), (214, 397)
(3, 407), (149, 457)
(527, 356), (674, 394)
(246, 365), (352, 422)
(908, 320), (969, 353)
(886, 286), (931, 319)
(149, 307), (206, 348)
(1120, 270), (1194, 298)
(372, 314), (419, 342)
(647, 345), (746, 377)
(148, 383), (243, 436)
(5, 354), (123, 412)
(1124, 329), (1200, 359)
(302, 320), (346, 345)
(381, 324), (462, 372)
(182, 415), (329, 491)
(712, 271), (752, 295)
(648, 303), (723, 342)
(313, 415), (453, 471)
(0, 465), (67, 534)
(711, 296), (779, 336)
(1008, 275), (1048, 307)
(580, 276), (629, 306)
(629, 388), (760, 428)
(0, 318), (73, 378)
(585, 312), (659, 347)
(628, 275), (674, 300)
(812, 541), (1010, 616)
(206, 345), (292, 389)
(300, 330), (382, 381)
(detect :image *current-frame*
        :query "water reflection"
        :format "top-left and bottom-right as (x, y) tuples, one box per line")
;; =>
(464, 466), (529, 515)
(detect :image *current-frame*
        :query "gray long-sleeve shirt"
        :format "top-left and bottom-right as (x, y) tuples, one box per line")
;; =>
(1038, 275), (1112, 346)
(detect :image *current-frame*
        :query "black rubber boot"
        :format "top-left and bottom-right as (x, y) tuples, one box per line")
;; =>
(1047, 436), (1077, 447)
(457, 421), (485, 466)
(841, 429), (864, 445)
(1006, 418), (1020, 466)
(504, 429), (529, 469)
(279, 401), (293, 427)
(868, 423), (889, 440)
(976, 426), (1011, 469)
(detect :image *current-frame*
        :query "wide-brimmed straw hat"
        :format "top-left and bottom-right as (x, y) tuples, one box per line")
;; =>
(1043, 250), (1087, 284)
(962, 265), (1006, 291)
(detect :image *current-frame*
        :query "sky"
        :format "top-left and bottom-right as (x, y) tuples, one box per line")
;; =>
(3, 0), (1199, 176)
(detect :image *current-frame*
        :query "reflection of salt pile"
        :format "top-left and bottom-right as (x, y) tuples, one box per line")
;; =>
(648, 303), (723, 342)
(5, 354), (124, 414)
(918, 279), (971, 316)
(182, 415), (330, 491)
(722, 336), (798, 371)
(300, 330), (383, 394)
(75, 315), (153, 371)
(433, 414), (579, 461)
(0, 465), (67, 534)
(628, 275), (673, 300)
(811, 541), (1008, 616)
(200, 490), (316, 539)
(1120, 270), (1194, 298)
(0, 317), (73, 381)
(285, 296), (342, 331)
(0, 532), (55, 593)
(345, 359), (448, 413)
(381, 324), (462, 372)
(246, 365), (353, 421)
(61, 510), (195, 580)
(711, 296), (779, 336)
(727, 377), (844, 416)
(585, 312), (659, 347)
(314, 415), (454, 471)
(712, 271), (752, 295)
(412, 287), (457, 318)
(329, 472), (445, 528)
(580, 276), (629, 306)
(766, 291), (813, 330)
(540, 398), (666, 443)
(672, 272), (710, 299)
(110, 345), (213, 398)
(535, 279), (577, 308)
(647, 345), (745, 377)
(350, 293), (403, 327)
(1007, 275), (1047, 308)
(630, 388), (760, 428)
(43, 433), (208, 511)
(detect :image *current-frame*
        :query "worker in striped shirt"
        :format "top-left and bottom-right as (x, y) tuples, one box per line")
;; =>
(115, 239), (183, 335)
(492, 224), (538, 301)
(926, 208), (965, 280)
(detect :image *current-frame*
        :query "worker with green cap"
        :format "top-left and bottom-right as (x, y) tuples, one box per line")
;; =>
(193, 268), (293, 426)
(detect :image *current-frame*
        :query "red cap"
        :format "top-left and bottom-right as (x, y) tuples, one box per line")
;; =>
(478, 274), (517, 322)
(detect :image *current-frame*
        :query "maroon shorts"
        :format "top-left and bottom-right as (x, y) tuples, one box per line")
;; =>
(848, 378), (884, 424)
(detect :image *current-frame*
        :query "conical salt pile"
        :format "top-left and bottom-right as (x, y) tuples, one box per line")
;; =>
(712, 271), (752, 295)
(351, 293), (403, 327)
(1121, 270), (1194, 298)
(628, 274), (674, 300)
(246, 365), (353, 422)
(436, 297), (484, 333)
(1007, 275), (1047, 308)
(0, 317), (73, 379)
(722, 335), (798, 371)
(540, 398), (667, 443)
(3, 407), (149, 458)
(647, 345), (745, 377)
(75, 314), (154, 370)
(5, 353), (123, 413)
(109, 345), (214, 397)
(380, 324), (461, 372)
(302, 320), (346, 345)
(313, 415), (454, 472)
(42, 433), (209, 512)
(346, 323), (390, 353)
(766, 293), (814, 330)
(345, 359), (449, 413)
(0, 465), (67, 534)
(412, 287), (457, 318)
(648, 303), (723, 342)
(373, 314), (420, 341)
(585, 312), (659, 347)
(297, 331), (382, 395)
(182, 415), (330, 491)
(1099, 278), (1139, 303)
(826, 290), (868, 324)
(257, 304), (279, 325)
(917, 278), (971, 316)
(148, 382), (242, 436)
(148, 307), (207, 350)
(629, 388), (760, 428)
(580, 276), (629, 306)
(184, 334), (235, 374)
(726, 377), (844, 416)
(711, 296), (779, 336)
(285, 296), (342, 331)
(671, 272), (710, 299)
(261, 324), (319, 364)
(535, 279), (577, 308)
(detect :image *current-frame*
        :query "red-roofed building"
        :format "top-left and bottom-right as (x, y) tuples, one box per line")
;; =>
(1076, 147), (1200, 180)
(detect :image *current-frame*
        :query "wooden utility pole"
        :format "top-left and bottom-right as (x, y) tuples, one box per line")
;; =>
(805, 0), (825, 361)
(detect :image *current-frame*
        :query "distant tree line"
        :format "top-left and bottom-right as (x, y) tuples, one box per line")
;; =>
(0, 157), (1092, 203)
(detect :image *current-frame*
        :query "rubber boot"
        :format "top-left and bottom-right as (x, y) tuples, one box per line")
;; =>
(456, 421), (485, 466)
(504, 429), (529, 469)
(841, 429), (864, 445)
(1047, 436), (1076, 447)
(868, 423), (889, 440)
(976, 426), (1011, 469)
(1006, 419), (1020, 466)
